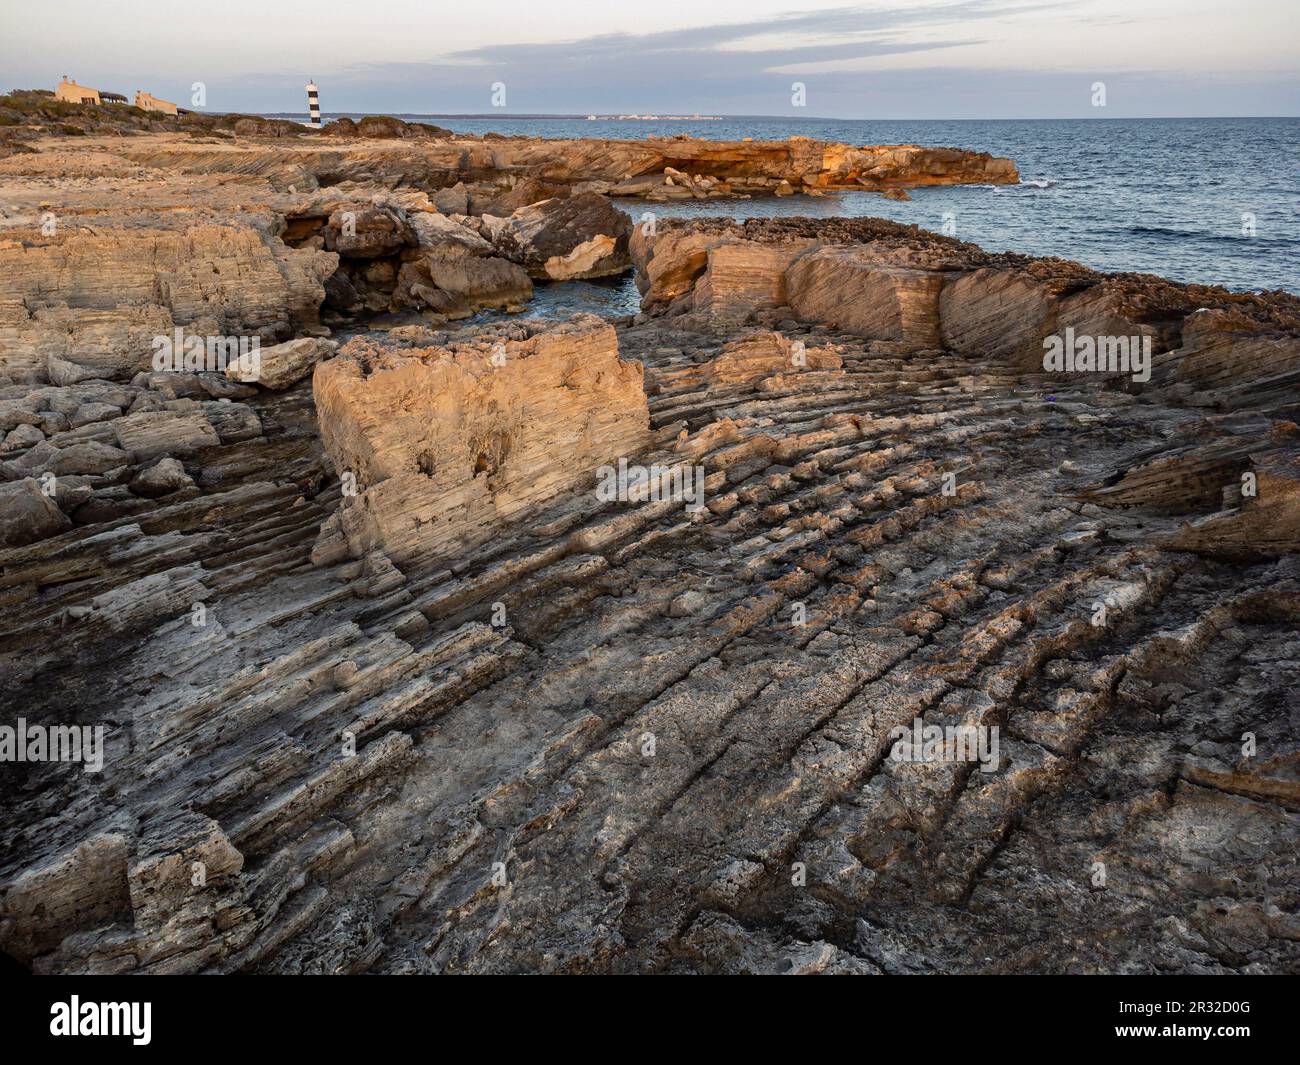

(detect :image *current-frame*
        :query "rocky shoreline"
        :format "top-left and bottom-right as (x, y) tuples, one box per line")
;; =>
(1, 121), (1298, 975)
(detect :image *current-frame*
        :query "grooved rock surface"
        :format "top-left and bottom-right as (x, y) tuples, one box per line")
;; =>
(1, 180), (1299, 976)
(0, 477), (71, 546)
(0, 223), (337, 381)
(939, 267), (1060, 364)
(696, 241), (816, 322)
(392, 250), (533, 318)
(787, 248), (947, 348)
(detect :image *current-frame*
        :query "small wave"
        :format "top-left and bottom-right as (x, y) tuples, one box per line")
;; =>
(1018, 178), (1056, 188)
(1128, 224), (1300, 247)
(1128, 224), (1202, 238)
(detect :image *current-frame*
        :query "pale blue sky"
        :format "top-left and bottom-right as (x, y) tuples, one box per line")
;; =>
(4, 0), (1297, 117)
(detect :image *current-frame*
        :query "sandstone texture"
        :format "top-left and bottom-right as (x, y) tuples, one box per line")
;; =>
(0, 125), (1016, 380)
(633, 216), (1299, 365)
(487, 192), (633, 280)
(108, 130), (1017, 201)
(227, 337), (339, 390)
(1, 123), (1298, 977)
(311, 315), (650, 571)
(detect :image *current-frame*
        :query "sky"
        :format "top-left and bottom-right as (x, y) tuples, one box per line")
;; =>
(4, 0), (1297, 118)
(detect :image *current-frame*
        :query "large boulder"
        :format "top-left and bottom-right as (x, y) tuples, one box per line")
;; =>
(129, 456), (195, 498)
(491, 193), (632, 280)
(0, 478), (72, 547)
(430, 182), (470, 215)
(1, 423), (44, 452)
(311, 315), (651, 571)
(227, 337), (338, 390)
(39, 440), (131, 476)
(389, 214), (533, 316)
(393, 251), (532, 319)
(409, 213), (496, 254)
(114, 411), (220, 458)
(321, 204), (417, 259)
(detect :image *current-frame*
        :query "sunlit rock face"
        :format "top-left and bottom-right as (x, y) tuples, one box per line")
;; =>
(311, 315), (652, 571)
(487, 192), (633, 280)
(0, 223), (337, 381)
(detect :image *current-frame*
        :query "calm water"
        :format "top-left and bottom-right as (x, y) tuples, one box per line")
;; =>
(302, 115), (1299, 309)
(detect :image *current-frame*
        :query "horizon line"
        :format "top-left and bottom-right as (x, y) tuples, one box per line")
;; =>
(257, 111), (1300, 122)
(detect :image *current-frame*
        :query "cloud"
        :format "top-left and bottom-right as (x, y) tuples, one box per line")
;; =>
(246, 1), (1073, 114)
(20, 1), (1290, 117)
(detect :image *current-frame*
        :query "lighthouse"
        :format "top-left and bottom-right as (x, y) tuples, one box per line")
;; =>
(306, 80), (321, 128)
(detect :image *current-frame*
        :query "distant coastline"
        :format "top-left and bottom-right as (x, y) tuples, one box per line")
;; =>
(257, 112), (1297, 122)
(259, 112), (729, 121)
(249, 114), (1300, 293)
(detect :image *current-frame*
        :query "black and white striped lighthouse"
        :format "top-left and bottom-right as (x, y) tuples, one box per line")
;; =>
(306, 80), (321, 128)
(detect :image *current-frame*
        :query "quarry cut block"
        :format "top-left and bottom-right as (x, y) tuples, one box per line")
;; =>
(312, 315), (652, 571)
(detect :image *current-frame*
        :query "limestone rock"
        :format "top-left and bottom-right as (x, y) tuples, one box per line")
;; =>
(0, 423), (43, 452)
(409, 212), (496, 254)
(939, 267), (1058, 366)
(129, 457), (195, 498)
(696, 241), (816, 323)
(787, 247), (945, 349)
(491, 193), (632, 279)
(321, 204), (417, 259)
(227, 337), (339, 390)
(115, 410), (220, 458)
(40, 440), (131, 475)
(313, 315), (651, 570)
(3, 146), (1299, 980)
(46, 353), (103, 387)
(393, 250), (532, 318)
(0, 477), (72, 546)
(705, 331), (842, 386)
(0, 402), (42, 433)
(1173, 308), (1300, 403)
(69, 401), (123, 428)
(1165, 446), (1300, 560)
(0, 224), (338, 380)
(0, 833), (132, 960)
(430, 182), (470, 214)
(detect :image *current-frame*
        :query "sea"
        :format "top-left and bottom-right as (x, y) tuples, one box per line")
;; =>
(286, 114), (1300, 317)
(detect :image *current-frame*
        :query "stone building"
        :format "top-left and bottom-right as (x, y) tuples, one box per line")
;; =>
(55, 77), (100, 105)
(134, 91), (179, 115)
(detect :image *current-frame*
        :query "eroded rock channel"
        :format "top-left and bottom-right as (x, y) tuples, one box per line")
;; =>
(0, 126), (1297, 975)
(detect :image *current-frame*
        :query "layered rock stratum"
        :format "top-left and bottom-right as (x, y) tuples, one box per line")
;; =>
(0, 123), (1297, 975)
